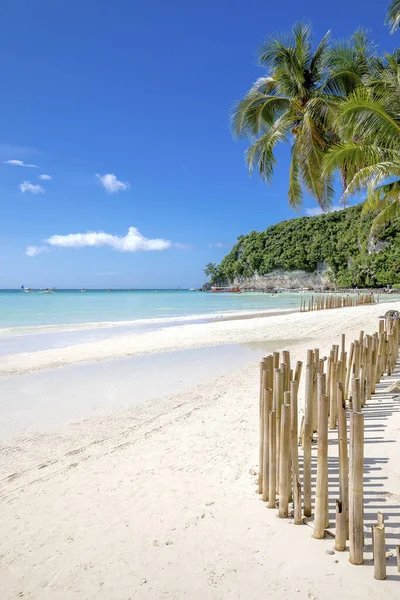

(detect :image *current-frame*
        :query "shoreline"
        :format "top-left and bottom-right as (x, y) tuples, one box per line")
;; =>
(0, 306), (298, 336)
(0, 301), (397, 377)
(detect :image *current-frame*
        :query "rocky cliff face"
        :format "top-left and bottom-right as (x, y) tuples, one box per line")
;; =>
(232, 269), (331, 291)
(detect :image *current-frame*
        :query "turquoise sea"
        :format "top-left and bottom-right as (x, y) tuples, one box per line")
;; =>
(0, 289), (302, 330)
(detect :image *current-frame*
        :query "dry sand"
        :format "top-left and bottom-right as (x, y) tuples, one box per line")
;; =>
(0, 301), (399, 599)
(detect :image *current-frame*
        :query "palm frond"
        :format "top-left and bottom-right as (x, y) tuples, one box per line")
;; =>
(386, 0), (400, 34)
(309, 30), (331, 80)
(336, 90), (400, 145)
(343, 161), (400, 198)
(371, 198), (400, 233)
(324, 142), (396, 177)
(363, 178), (400, 211)
(245, 114), (292, 181)
(288, 144), (303, 209)
(230, 92), (290, 137)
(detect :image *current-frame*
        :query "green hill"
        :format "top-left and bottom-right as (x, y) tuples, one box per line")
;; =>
(206, 205), (400, 288)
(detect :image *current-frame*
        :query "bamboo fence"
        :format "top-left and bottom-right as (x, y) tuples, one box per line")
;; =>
(300, 293), (377, 313)
(258, 312), (400, 580)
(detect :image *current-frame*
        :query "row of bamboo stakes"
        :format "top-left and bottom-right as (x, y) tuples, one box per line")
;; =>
(300, 293), (377, 313)
(258, 314), (400, 579)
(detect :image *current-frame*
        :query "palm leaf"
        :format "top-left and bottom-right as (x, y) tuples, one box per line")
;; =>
(386, 0), (400, 33)
(371, 198), (400, 233)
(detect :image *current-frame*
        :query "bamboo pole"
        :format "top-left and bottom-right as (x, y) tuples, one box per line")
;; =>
(349, 411), (364, 566)
(282, 350), (291, 370)
(371, 335), (377, 395)
(294, 360), (303, 384)
(396, 545), (400, 572)
(337, 383), (349, 540)
(275, 369), (284, 489)
(326, 356), (332, 415)
(354, 341), (360, 379)
(290, 380), (301, 524)
(312, 348), (319, 433)
(303, 349), (314, 518)
(284, 390), (292, 503)
(345, 342), (354, 400)
(376, 334), (384, 383)
(262, 388), (272, 502)
(352, 378), (362, 413)
(329, 361), (337, 430)
(373, 524), (386, 580)
(335, 500), (346, 551)
(268, 410), (276, 509)
(365, 336), (372, 401)
(314, 394), (329, 539)
(258, 361), (266, 494)
(279, 404), (291, 518)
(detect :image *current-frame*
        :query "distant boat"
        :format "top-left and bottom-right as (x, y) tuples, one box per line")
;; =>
(211, 286), (241, 293)
(80, 288), (86, 293)
(189, 288), (196, 292)
(107, 289), (113, 292)
(39, 288), (55, 294)
(21, 285), (32, 293)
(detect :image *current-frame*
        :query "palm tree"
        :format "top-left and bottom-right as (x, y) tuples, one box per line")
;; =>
(324, 51), (400, 232)
(386, 1), (400, 33)
(232, 24), (374, 211)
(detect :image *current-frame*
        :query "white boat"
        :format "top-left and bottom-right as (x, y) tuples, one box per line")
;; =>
(189, 288), (196, 291)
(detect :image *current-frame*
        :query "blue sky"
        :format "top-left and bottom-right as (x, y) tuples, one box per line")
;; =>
(0, 0), (397, 288)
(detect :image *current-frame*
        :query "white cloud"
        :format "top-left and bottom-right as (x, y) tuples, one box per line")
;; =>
(25, 245), (48, 257)
(305, 205), (343, 217)
(4, 159), (38, 168)
(209, 242), (226, 248)
(96, 173), (130, 194)
(19, 181), (45, 194)
(45, 226), (171, 252)
(39, 174), (52, 180)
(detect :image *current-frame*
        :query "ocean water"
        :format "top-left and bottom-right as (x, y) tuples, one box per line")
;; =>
(0, 289), (302, 330)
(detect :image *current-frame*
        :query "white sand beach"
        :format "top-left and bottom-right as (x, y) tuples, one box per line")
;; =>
(1, 301), (400, 599)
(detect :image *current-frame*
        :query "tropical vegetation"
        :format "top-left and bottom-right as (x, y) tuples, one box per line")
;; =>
(232, 2), (400, 224)
(206, 205), (400, 288)
(210, 2), (400, 288)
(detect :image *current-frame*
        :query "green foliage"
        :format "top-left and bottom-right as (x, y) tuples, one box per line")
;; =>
(204, 262), (218, 278)
(209, 205), (400, 288)
(386, 1), (400, 33)
(232, 23), (378, 210)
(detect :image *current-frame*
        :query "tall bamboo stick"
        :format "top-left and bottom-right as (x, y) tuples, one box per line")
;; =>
(352, 378), (361, 413)
(337, 383), (349, 540)
(268, 410), (276, 509)
(279, 404), (291, 518)
(303, 349), (314, 518)
(290, 380), (301, 523)
(329, 361), (337, 430)
(258, 361), (266, 494)
(262, 388), (272, 502)
(349, 411), (364, 565)
(345, 342), (354, 401)
(312, 348), (319, 433)
(314, 394), (329, 539)
(275, 369), (284, 489)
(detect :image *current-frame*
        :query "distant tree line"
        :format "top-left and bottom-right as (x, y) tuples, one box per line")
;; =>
(205, 206), (400, 288)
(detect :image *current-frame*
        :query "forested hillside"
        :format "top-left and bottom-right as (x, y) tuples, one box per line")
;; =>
(206, 206), (400, 288)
